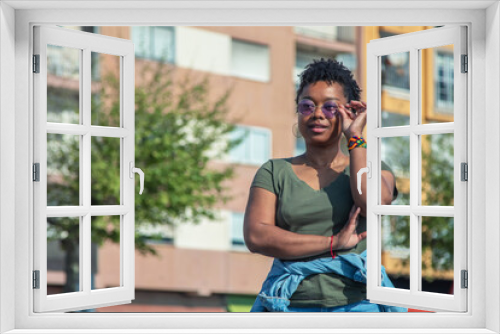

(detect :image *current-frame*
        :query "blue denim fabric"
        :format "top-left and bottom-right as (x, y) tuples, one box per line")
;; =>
(287, 299), (398, 312)
(250, 250), (407, 312)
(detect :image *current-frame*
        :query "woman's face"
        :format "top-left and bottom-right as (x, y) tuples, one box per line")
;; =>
(297, 81), (347, 146)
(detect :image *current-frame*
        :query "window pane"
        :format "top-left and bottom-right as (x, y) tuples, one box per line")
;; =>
(381, 215), (410, 290)
(229, 126), (248, 163)
(421, 133), (454, 206)
(231, 212), (245, 247)
(231, 39), (270, 82)
(382, 111), (410, 127)
(381, 51), (410, 127)
(91, 137), (121, 205)
(381, 136), (410, 205)
(152, 27), (175, 62)
(91, 215), (121, 289)
(250, 130), (270, 165)
(131, 26), (151, 59)
(91, 52), (120, 127)
(421, 45), (454, 124)
(229, 126), (271, 165)
(294, 137), (306, 156)
(47, 45), (80, 124)
(131, 26), (175, 62)
(47, 217), (80, 295)
(421, 216), (454, 295)
(47, 133), (80, 206)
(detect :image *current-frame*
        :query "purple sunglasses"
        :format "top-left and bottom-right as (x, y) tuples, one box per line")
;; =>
(297, 99), (339, 119)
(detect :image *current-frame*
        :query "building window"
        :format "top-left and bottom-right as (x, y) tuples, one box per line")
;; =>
(336, 26), (356, 43)
(379, 31), (410, 91)
(294, 50), (356, 90)
(435, 50), (454, 111)
(294, 136), (306, 156)
(231, 212), (247, 250)
(231, 39), (270, 82)
(294, 50), (318, 89)
(294, 26), (355, 43)
(131, 26), (175, 62)
(229, 125), (271, 165)
(381, 51), (410, 90)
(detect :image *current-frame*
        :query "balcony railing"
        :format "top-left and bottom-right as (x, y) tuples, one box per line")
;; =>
(336, 26), (355, 43)
(294, 26), (356, 44)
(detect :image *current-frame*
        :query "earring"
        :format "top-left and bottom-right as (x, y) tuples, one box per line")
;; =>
(292, 123), (302, 138)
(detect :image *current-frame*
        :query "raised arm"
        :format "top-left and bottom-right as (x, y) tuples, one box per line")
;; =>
(338, 101), (396, 215)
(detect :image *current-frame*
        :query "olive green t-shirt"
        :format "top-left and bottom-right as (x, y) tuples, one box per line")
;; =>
(251, 158), (397, 308)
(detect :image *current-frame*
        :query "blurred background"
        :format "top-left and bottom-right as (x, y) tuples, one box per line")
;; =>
(46, 26), (455, 312)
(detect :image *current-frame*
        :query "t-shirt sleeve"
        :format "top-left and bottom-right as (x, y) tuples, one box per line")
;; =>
(381, 160), (399, 201)
(251, 160), (277, 194)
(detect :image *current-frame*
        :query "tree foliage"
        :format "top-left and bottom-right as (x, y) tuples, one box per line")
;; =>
(47, 60), (238, 292)
(385, 133), (454, 274)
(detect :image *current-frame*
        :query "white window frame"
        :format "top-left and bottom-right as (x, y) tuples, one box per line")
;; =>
(366, 26), (467, 312)
(33, 25), (136, 313)
(1, 2), (498, 333)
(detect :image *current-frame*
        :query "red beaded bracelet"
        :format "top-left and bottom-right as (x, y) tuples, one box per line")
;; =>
(330, 235), (336, 259)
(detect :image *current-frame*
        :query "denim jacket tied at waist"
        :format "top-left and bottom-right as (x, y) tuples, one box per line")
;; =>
(250, 250), (406, 312)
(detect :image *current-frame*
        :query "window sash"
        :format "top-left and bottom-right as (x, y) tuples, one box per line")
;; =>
(366, 25), (467, 312)
(33, 25), (136, 313)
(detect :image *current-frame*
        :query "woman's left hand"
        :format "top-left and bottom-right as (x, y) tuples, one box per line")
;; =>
(338, 100), (367, 139)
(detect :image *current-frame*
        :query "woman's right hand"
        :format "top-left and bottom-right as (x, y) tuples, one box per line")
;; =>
(334, 205), (367, 250)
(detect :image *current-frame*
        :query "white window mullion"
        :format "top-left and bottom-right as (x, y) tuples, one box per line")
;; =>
(47, 123), (87, 135)
(413, 122), (454, 135)
(122, 49), (135, 296)
(82, 47), (92, 295)
(372, 205), (411, 215)
(90, 125), (130, 138)
(373, 205), (454, 217)
(409, 46), (420, 295)
(372, 123), (454, 138)
(366, 50), (381, 294)
(372, 126), (411, 138)
(46, 124), (130, 138)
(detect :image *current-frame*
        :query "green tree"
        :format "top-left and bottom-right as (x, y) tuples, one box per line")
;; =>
(420, 134), (454, 273)
(47, 60), (239, 293)
(384, 133), (454, 275)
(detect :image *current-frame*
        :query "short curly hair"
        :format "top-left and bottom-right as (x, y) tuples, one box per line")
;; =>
(295, 58), (361, 104)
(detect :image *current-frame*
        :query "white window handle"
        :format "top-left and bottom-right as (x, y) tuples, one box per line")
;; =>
(357, 162), (371, 195)
(129, 162), (144, 195)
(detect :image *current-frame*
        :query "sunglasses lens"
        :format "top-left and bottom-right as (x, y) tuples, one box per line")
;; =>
(297, 101), (314, 115)
(322, 103), (338, 119)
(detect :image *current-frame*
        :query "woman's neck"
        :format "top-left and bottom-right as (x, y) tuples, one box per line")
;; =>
(303, 143), (346, 169)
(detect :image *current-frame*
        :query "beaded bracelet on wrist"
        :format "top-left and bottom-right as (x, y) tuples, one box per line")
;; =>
(348, 136), (367, 151)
